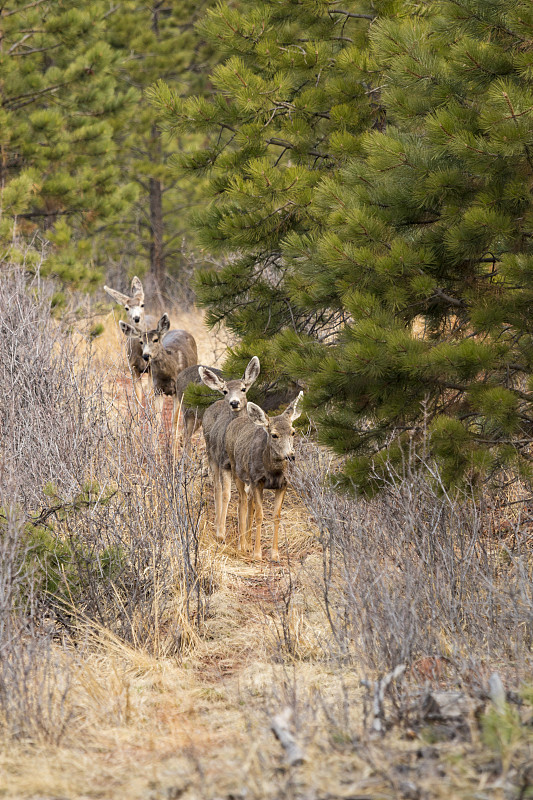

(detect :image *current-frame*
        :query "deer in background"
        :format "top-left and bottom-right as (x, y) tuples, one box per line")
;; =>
(120, 313), (198, 455)
(174, 364), (223, 446)
(104, 276), (157, 404)
(199, 357), (260, 542)
(225, 392), (303, 561)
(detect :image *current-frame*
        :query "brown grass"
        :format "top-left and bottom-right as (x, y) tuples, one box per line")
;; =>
(2, 299), (533, 800)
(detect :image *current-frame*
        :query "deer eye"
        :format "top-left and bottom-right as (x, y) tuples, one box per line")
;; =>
(241, 387), (246, 392)
(271, 433), (278, 439)
(140, 303), (144, 308)
(291, 431), (295, 436)
(125, 306), (129, 311)
(153, 337), (159, 343)
(223, 390), (228, 395)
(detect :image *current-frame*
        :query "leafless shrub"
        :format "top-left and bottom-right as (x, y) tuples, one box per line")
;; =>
(0, 502), (74, 744)
(56, 416), (214, 656)
(0, 263), (109, 509)
(0, 260), (215, 662)
(290, 437), (533, 681)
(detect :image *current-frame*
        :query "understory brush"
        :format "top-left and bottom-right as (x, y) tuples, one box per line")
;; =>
(0, 262), (214, 743)
(290, 438), (533, 680)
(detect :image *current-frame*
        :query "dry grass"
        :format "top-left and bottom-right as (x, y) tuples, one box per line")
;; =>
(2, 275), (533, 800)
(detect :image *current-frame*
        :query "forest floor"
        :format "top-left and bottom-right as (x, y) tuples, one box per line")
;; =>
(1, 308), (531, 800)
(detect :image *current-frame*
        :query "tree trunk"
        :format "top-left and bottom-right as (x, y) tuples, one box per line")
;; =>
(149, 3), (165, 303)
(149, 142), (165, 302)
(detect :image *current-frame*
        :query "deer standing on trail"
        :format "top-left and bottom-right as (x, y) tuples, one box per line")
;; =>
(120, 313), (198, 455)
(104, 277), (157, 404)
(199, 357), (260, 543)
(225, 392), (304, 561)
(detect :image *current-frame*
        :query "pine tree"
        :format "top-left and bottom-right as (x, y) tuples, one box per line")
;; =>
(103, 0), (217, 300)
(150, 0), (398, 322)
(155, 0), (533, 491)
(281, 0), (533, 490)
(0, 1), (138, 288)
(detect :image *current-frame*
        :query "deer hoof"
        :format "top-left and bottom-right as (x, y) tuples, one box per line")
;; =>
(271, 551), (280, 563)
(253, 550), (262, 561)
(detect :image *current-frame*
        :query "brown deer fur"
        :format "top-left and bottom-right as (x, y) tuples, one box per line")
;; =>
(174, 364), (223, 444)
(104, 277), (157, 404)
(199, 357), (260, 542)
(225, 392), (303, 561)
(120, 313), (198, 454)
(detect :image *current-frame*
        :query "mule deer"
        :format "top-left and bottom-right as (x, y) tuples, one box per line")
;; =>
(174, 364), (223, 445)
(120, 314), (198, 453)
(225, 392), (303, 561)
(199, 357), (260, 542)
(104, 276), (157, 403)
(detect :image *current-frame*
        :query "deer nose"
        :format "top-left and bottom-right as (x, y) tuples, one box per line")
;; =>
(133, 316), (140, 323)
(230, 400), (240, 409)
(142, 354), (150, 361)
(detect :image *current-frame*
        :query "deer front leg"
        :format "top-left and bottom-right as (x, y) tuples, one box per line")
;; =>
(210, 461), (224, 541)
(252, 484), (264, 561)
(235, 476), (248, 552)
(271, 486), (286, 563)
(218, 467), (232, 544)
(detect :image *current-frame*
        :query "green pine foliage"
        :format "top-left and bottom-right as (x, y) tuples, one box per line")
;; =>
(0, 1), (138, 288)
(102, 0), (218, 293)
(155, 0), (533, 491)
(284, 0), (533, 490)
(149, 0), (402, 331)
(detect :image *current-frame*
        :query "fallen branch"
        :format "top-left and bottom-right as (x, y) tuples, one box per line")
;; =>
(270, 706), (304, 766)
(361, 663), (406, 735)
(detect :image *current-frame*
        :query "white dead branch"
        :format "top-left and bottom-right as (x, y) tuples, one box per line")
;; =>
(270, 706), (305, 766)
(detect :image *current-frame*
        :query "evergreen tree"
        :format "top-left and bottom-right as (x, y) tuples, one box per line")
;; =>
(150, 0), (397, 321)
(104, 0), (216, 300)
(155, 0), (533, 491)
(282, 0), (533, 490)
(0, 1), (137, 288)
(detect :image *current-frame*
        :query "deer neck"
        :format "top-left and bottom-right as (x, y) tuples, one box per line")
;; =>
(153, 345), (177, 378)
(263, 438), (286, 476)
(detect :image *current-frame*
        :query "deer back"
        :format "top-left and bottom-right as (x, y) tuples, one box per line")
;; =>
(226, 418), (287, 491)
(175, 364), (218, 401)
(161, 329), (198, 372)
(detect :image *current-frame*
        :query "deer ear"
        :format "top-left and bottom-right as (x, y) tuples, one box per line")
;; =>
(284, 391), (304, 422)
(243, 356), (260, 388)
(119, 320), (138, 337)
(104, 285), (130, 306)
(247, 402), (269, 428)
(131, 276), (144, 302)
(199, 366), (226, 393)
(157, 313), (170, 334)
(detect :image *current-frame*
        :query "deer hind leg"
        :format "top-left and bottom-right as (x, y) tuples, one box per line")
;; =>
(235, 476), (248, 552)
(245, 484), (255, 550)
(252, 484), (264, 561)
(271, 486), (287, 563)
(181, 409), (197, 450)
(218, 467), (232, 544)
